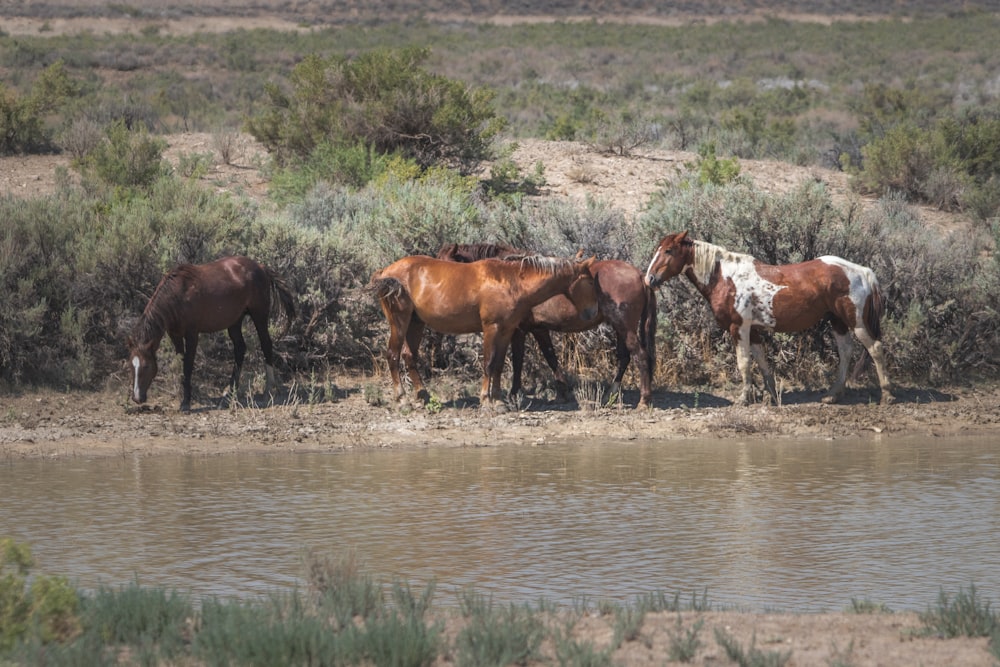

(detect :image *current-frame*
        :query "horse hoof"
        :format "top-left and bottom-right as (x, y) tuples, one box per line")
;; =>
(820, 394), (839, 405)
(179, 403), (191, 413)
(881, 394), (896, 406)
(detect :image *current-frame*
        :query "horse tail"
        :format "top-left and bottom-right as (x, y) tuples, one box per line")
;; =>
(640, 285), (658, 378)
(864, 277), (885, 341)
(370, 275), (406, 301)
(266, 267), (296, 338)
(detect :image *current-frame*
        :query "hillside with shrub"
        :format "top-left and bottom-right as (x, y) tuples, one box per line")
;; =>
(0, 3), (998, 399)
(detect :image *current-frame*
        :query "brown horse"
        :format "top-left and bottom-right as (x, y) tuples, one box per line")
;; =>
(644, 231), (893, 405)
(127, 256), (295, 411)
(437, 243), (657, 407)
(371, 253), (598, 405)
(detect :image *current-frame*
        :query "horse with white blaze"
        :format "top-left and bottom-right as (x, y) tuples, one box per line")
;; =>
(644, 231), (894, 406)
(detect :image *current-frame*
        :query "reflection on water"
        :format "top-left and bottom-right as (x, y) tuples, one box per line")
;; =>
(2, 436), (998, 611)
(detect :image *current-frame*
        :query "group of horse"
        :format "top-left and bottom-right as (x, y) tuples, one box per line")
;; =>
(127, 231), (894, 412)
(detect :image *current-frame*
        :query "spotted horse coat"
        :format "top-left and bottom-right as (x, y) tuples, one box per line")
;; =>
(644, 231), (894, 406)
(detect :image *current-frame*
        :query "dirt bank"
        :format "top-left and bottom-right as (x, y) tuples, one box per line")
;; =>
(2, 376), (998, 460)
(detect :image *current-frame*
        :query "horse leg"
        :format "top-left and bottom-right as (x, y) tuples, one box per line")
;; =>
(823, 330), (853, 404)
(509, 328), (528, 399)
(854, 329), (895, 405)
(402, 317), (429, 403)
(749, 341), (777, 405)
(250, 311), (277, 395)
(378, 300), (409, 402)
(227, 321), (247, 400)
(532, 329), (571, 402)
(180, 332), (199, 412)
(620, 332), (653, 408)
(480, 325), (508, 404)
(731, 324), (754, 406)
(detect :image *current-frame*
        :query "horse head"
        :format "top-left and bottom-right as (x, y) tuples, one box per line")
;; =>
(644, 230), (693, 288)
(126, 336), (158, 404)
(568, 256), (599, 321)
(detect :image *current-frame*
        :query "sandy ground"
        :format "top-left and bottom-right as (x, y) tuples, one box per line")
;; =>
(3, 372), (1000, 460)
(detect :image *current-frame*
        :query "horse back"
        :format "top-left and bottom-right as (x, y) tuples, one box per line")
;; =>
(375, 256), (495, 332)
(740, 256), (879, 333)
(172, 256), (272, 333)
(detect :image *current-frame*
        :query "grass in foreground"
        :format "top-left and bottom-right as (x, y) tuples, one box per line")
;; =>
(3, 539), (1000, 665)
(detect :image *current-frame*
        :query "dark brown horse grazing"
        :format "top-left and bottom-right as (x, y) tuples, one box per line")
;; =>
(127, 256), (295, 411)
(370, 253), (598, 405)
(437, 243), (657, 407)
(644, 231), (893, 405)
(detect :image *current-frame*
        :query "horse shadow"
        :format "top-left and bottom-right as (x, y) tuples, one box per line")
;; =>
(642, 384), (956, 409)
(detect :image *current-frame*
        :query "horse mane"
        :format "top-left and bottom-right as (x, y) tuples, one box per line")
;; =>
(131, 266), (193, 345)
(437, 243), (531, 261)
(691, 240), (753, 285)
(503, 254), (574, 275)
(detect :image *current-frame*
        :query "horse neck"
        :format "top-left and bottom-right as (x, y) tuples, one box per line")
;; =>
(132, 311), (166, 352)
(685, 241), (725, 293)
(516, 258), (577, 305)
(133, 276), (178, 349)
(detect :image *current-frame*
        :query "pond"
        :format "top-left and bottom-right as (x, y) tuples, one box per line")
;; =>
(2, 435), (998, 612)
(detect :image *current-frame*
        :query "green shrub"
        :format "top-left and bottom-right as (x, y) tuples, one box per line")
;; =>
(688, 142), (742, 187)
(455, 595), (544, 667)
(714, 628), (792, 667)
(667, 614), (704, 662)
(269, 140), (399, 203)
(0, 60), (78, 155)
(919, 584), (999, 638)
(82, 580), (192, 659)
(246, 47), (505, 174)
(524, 198), (633, 261)
(76, 119), (170, 194)
(304, 550), (383, 630)
(0, 538), (81, 651)
(194, 594), (342, 667)
(852, 122), (933, 199)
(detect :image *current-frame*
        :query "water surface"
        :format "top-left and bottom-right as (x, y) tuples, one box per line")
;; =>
(2, 435), (998, 611)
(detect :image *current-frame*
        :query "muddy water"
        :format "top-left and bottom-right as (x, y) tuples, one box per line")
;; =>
(2, 436), (998, 612)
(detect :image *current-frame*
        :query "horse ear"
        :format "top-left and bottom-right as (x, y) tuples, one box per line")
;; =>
(574, 248), (585, 261)
(678, 230), (689, 242)
(126, 335), (134, 350)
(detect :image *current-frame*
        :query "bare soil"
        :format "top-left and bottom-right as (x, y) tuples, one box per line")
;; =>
(2, 10), (999, 664)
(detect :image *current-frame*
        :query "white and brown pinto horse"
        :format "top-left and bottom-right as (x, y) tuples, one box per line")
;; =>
(644, 231), (894, 405)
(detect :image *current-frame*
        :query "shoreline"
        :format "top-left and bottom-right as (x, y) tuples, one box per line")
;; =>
(3, 379), (998, 460)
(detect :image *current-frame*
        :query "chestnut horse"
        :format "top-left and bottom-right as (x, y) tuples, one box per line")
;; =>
(437, 243), (657, 407)
(370, 254), (598, 405)
(644, 231), (893, 405)
(127, 256), (295, 411)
